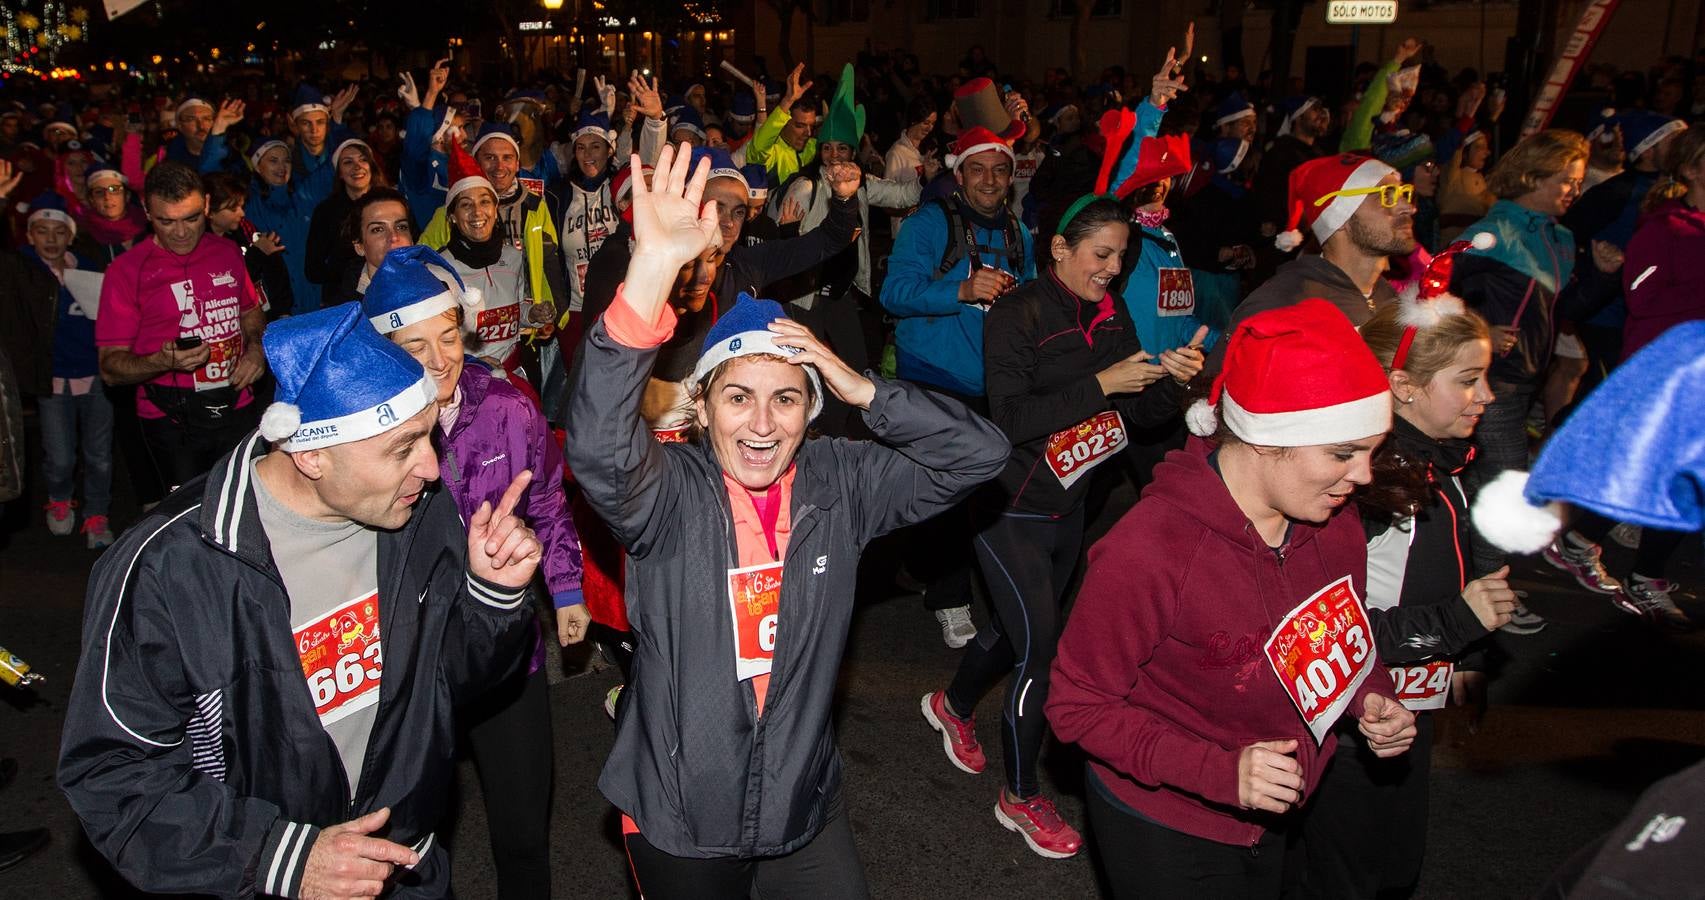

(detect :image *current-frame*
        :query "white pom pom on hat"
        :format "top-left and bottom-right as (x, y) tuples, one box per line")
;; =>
(1274, 229), (1303, 252)
(259, 402), (302, 443)
(1185, 398), (1218, 437)
(1470, 470), (1565, 554)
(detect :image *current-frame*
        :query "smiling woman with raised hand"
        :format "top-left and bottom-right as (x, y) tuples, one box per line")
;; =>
(564, 142), (1008, 899)
(1048, 298), (1417, 899)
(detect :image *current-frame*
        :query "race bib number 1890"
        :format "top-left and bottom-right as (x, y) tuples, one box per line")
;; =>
(294, 593), (383, 727)
(1263, 575), (1376, 744)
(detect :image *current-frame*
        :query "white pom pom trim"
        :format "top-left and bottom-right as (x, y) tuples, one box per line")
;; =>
(1471, 470), (1565, 554)
(1274, 229), (1303, 252)
(1399, 291), (1466, 327)
(259, 402), (302, 442)
(1185, 399), (1218, 437)
(1469, 231), (1496, 251)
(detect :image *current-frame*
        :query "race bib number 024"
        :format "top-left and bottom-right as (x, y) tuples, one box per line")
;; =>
(294, 592), (383, 727)
(1045, 410), (1127, 490)
(1264, 575), (1376, 744)
(726, 562), (783, 681)
(1389, 659), (1454, 711)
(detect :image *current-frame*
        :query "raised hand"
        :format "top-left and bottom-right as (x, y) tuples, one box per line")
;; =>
(467, 470), (543, 590)
(629, 71), (665, 120)
(330, 84), (360, 123)
(1150, 23), (1192, 109)
(211, 99), (246, 136)
(781, 63), (813, 111)
(823, 160), (863, 199)
(397, 72), (421, 110)
(1393, 37), (1422, 64)
(768, 318), (877, 409)
(594, 75), (616, 116)
(0, 159), (20, 199)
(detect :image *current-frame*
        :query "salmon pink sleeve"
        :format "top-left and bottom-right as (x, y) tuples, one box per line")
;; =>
(603, 284), (677, 349)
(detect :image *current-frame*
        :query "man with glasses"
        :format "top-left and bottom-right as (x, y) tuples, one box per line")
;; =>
(95, 160), (267, 490)
(1228, 154), (1415, 340)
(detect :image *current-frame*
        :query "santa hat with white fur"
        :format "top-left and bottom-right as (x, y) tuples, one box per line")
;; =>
(258, 304), (438, 451)
(1473, 321), (1705, 553)
(1273, 153), (1396, 253)
(1185, 298), (1391, 445)
(947, 126), (1015, 171)
(360, 245), (483, 334)
(1390, 233), (1497, 369)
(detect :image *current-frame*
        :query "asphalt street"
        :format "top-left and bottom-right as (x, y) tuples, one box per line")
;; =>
(3, 434), (1703, 899)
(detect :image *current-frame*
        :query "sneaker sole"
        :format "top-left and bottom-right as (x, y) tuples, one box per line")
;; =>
(994, 802), (1078, 859)
(942, 629), (972, 650)
(920, 694), (984, 775)
(1499, 621), (1548, 635)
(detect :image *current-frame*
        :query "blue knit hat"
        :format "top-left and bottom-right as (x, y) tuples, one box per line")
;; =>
(730, 91), (758, 122)
(1213, 92), (1255, 128)
(1587, 107), (1621, 147)
(23, 192), (76, 238)
(669, 104), (707, 141)
(1211, 138), (1250, 174)
(1274, 96), (1322, 137)
(571, 109), (614, 145)
(1618, 111), (1687, 162)
(85, 161), (127, 189)
(1473, 321), (1705, 551)
(739, 162), (770, 198)
(361, 245), (482, 335)
(472, 121), (520, 157)
(694, 146), (747, 191)
(290, 84), (330, 120)
(259, 304), (437, 451)
(691, 294), (823, 419)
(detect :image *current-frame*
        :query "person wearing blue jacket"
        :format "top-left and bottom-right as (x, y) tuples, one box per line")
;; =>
(881, 126), (1036, 400)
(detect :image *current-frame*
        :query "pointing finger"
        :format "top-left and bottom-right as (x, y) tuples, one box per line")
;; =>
(495, 470), (534, 521)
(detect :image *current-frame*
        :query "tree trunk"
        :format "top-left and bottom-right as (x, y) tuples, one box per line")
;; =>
(1070, 0), (1095, 82)
(1268, 0), (1302, 104)
(773, 0), (797, 71)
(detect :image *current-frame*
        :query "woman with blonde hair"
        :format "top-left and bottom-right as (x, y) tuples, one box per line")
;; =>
(1448, 130), (1624, 617)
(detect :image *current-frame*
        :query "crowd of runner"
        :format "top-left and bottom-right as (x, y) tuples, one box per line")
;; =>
(0, 27), (1701, 899)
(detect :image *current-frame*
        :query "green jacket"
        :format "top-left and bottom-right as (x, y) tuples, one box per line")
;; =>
(745, 107), (818, 185)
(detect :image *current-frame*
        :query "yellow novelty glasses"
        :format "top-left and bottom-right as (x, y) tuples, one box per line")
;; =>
(1315, 182), (1414, 209)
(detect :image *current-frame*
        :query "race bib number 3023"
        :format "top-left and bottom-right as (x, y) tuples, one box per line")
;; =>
(1264, 575), (1376, 744)
(294, 592), (383, 727)
(1045, 410), (1127, 490)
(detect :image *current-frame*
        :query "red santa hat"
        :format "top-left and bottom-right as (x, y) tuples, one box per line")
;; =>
(1274, 154), (1396, 252)
(611, 163), (654, 224)
(1390, 233), (1497, 369)
(947, 126), (1016, 171)
(445, 138), (495, 207)
(1186, 299), (1392, 445)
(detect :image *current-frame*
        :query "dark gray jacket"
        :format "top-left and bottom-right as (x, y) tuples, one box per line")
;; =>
(565, 317), (1008, 859)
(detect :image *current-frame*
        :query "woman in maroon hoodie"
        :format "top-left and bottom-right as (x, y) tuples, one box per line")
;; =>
(1047, 299), (1417, 897)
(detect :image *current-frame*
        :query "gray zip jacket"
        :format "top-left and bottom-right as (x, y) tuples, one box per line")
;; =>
(565, 313), (1008, 859)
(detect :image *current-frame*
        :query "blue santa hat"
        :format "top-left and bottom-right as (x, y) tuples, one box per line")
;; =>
(739, 162), (770, 199)
(691, 294), (823, 419)
(176, 94), (213, 118)
(1211, 137), (1250, 175)
(290, 84), (331, 121)
(669, 104), (707, 141)
(85, 162), (127, 189)
(361, 245), (484, 335)
(1274, 95), (1322, 137)
(471, 121), (521, 157)
(258, 304), (438, 452)
(1213, 92), (1255, 128)
(23, 192), (76, 238)
(694, 146), (747, 192)
(570, 109), (615, 146)
(1618, 111), (1687, 162)
(730, 90), (758, 123)
(1587, 107), (1621, 146)
(1473, 321), (1705, 552)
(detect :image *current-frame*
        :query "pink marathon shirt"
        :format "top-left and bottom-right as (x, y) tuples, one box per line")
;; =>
(95, 235), (261, 418)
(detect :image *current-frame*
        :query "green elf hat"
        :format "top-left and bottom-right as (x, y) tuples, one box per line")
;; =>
(818, 64), (865, 149)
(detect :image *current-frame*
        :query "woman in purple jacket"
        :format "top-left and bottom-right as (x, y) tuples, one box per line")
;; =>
(362, 243), (587, 897)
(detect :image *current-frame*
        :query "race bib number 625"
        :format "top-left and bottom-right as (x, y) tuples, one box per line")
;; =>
(1264, 575), (1376, 744)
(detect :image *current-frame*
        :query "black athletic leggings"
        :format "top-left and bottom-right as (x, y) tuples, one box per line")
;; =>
(946, 506), (1084, 798)
(466, 664), (555, 900)
(623, 794), (870, 900)
(1085, 768), (1284, 899)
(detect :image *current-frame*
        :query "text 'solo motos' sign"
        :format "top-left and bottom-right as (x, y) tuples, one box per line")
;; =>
(1327, 1), (1399, 24)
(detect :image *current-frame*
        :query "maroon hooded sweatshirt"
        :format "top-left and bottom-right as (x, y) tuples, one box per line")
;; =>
(1047, 444), (1399, 846)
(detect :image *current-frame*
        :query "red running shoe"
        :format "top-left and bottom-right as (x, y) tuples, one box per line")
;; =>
(996, 790), (1082, 859)
(920, 690), (985, 774)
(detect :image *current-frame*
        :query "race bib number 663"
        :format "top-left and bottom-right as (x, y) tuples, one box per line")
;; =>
(294, 592), (383, 727)
(1263, 575), (1376, 744)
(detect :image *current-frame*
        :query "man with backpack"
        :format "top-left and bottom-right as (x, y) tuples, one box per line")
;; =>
(881, 126), (1035, 648)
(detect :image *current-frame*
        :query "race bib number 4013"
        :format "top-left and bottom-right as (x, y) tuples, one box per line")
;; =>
(726, 562), (783, 681)
(294, 592), (383, 727)
(1264, 575), (1376, 744)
